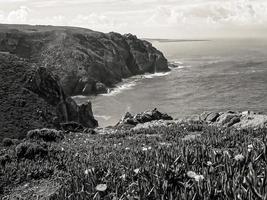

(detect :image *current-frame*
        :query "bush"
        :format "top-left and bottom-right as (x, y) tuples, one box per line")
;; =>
(27, 128), (64, 142)
(15, 142), (48, 159)
(2, 138), (14, 147)
(0, 154), (11, 166)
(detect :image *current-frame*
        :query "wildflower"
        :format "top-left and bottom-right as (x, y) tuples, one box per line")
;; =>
(194, 175), (204, 182)
(234, 154), (245, 161)
(61, 147), (64, 151)
(187, 171), (204, 182)
(120, 174), (126, 180)
(187, 171), (197, 178)
(96, 184), (107, 192)
(142, 147), (148, 151)
(223, 150), (231, 157)
(207, 161), (212, 166)
(84, 169), (89, 175)
(134, 168), (140, 174)
(125, 147), (130, 150)
(148, 146), (152, 150)
(248, 144), (253, 152)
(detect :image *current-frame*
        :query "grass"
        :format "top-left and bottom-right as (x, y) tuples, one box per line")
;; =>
(0, 122), (267, 199)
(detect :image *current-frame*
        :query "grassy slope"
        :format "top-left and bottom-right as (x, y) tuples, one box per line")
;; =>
(1, 121), (267, 200)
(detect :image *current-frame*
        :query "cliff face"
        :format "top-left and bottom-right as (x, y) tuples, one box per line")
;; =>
(0, 53), (97, 141)
(0, 24), (169, 96)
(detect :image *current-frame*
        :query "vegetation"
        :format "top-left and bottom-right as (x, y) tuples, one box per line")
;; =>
(0, 122), (267, 199)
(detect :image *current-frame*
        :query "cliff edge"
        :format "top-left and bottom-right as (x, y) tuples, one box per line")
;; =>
(0, 24), (169, 95)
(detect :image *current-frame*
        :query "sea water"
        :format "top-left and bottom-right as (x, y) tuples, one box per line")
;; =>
(73, 38), (267, 127)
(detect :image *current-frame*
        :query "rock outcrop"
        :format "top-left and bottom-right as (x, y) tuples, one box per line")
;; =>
(0, 24), (169, 96)
(0, 53), (97, 141)
(199, 111), (267, 129)
(116, 108), (173, 128)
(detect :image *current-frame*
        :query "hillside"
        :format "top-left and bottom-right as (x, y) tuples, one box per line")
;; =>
(0, 53), (97, 141)
(1, 111), (267, 199)
(0, 24), (169, 95)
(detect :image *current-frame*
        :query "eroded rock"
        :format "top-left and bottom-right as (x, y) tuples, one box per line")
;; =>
(117, 108), (173, 127)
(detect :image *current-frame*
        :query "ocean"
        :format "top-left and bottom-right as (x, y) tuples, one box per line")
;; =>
(73, 38), (267, 127)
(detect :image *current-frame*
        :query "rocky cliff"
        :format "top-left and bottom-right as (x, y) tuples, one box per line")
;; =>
(0, 24), (169, 95)
(0, 53), (97, 141)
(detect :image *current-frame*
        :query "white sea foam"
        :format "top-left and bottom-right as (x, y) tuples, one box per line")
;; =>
(101, 71), (171, 96)
(101, 81), (137, 96)
(173, 61), (183, 65)
(94, 115), (111, 120)
(143, 72), (170, 79)
(177, 65), (191, 69)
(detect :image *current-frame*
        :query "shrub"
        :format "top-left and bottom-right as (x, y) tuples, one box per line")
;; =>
(0, 154), (11, 167)
(15, 142), (48, 159)
(2, 138), (14, 147)
(27, 128), (64, 142)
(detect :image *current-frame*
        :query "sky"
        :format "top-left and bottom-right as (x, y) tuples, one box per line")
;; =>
(0, 0), (267, 39)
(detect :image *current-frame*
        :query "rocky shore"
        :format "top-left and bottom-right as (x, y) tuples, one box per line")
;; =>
(0, 24), (171, 140)
(94, 109), (267, 134)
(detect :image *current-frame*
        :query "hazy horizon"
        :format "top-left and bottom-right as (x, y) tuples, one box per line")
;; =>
(1, 0), (267, 39)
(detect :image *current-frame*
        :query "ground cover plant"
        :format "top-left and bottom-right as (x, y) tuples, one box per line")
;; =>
(0, 122), (267, 199)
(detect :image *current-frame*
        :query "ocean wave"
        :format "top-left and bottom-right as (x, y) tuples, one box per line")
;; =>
(101, 71), (172, 96)
(101, 81), (138, 96)
(173, 61), (183, 65)
(94, 115), (111, 120)
(177, 65), (192, 69)
(143, 72), (171, 79)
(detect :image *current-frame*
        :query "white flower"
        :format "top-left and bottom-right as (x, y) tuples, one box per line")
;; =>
(207, 161), (212, 166)
(223, 150), (231, 157)
(84, 169), (89, 175)
(234, 154), (245, 161)
(187, 171), (197, 178)
(187, 171), (204, 182)
(248, 144), (253, 152)
(142, 147), (148, 151)
(125, 147), (130, 150)
(96, 184), (107, 192)
(194, 175), (204, 182)
(120, 174), (126, 180)
(148, 146), (152, 150)
(61, 147), (64, 151)
(134, 168), (140, 174)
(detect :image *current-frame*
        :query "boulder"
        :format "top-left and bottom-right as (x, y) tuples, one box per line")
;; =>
(199, 110), (267, 129)
(206, 112), (220, 122)
(234, 114), (267, 129)
(199, 112), (210, 121)
(94, 82), (108, 94)
(216, 113), (240, 126)
(117, 108), (173, 127)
